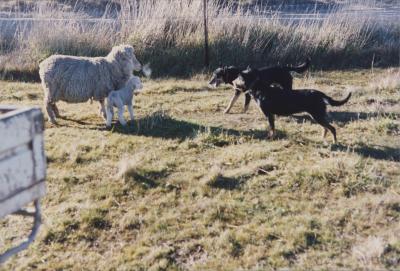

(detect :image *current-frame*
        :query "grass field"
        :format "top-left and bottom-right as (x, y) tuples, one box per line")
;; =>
(0, 68), (399, 270)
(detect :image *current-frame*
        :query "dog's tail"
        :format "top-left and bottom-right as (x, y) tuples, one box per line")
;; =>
(287, 58), (311, 73)
(323, 92), (352, 106)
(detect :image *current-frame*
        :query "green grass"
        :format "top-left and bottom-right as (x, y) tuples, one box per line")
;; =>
(0, 68), (399, 270)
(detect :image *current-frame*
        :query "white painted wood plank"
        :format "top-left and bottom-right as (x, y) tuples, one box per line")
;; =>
(0, 183), (45, 218)
(32, 134), (46, 181)
(0, 148), (35, 201)
(0, 107), (44, 154)
(0, 115), (32, 154)
(0, 105), (17, 114)
(0, 107), (32, 119)
(0, 106), (46, 218)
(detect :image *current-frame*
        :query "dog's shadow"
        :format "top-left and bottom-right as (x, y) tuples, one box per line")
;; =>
(332, 143), (400, 162)
(290, 111), (400, 124)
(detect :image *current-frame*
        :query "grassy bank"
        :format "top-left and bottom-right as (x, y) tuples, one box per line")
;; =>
(0, 0), (399, 80)
(0, 68), (399, 270)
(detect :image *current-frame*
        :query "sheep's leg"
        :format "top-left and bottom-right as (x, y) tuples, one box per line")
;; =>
(105, 106), (114, 127)
(52, 103), (60, 117)
(110, 107), (114, 120)
(117, 107), (127, 126)
(46, 102), (57, 124)
(99, 99), (107, 120)
(98, 104), (103, 117)
(127, 103), (134, 122)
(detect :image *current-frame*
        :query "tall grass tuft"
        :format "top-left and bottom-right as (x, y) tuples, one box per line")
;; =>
(0, 0), (399, 80)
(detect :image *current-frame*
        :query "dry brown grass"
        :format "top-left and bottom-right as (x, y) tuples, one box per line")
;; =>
(0, 0), (399, 79)
(0, 68), (399, 270)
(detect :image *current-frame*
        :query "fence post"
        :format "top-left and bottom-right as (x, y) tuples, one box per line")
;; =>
(203, 0), (209, 67)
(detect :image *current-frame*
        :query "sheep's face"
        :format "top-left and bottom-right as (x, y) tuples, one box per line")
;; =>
(112, 45), (142, 73)
(125, 46), (142, 72)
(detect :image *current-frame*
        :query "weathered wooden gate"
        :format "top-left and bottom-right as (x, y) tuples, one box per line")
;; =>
(0, 106), (46, 263)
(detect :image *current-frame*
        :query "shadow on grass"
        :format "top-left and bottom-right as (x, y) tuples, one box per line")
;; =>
(58, 116), (97, 126)
(290, 111), (400, 125)
(209, 174), (252, 190)
(329, 111), (400, 123)
(126, 169), (170, 189)
(332, 143), (400, 162)
(53, 112), (287, 142)
(0, 68), (40, 82)
(109, 113), (279, 141)
(209, 176), (242, 190)
(124, 168), (170, 190)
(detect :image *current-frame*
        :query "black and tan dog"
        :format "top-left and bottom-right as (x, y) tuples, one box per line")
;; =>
(233, 67), (351, 143)
(208, 59), (310, 114)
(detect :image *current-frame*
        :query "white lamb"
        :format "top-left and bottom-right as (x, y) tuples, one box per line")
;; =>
(39, 44), (142, 124)
(105, 76), (143, 127)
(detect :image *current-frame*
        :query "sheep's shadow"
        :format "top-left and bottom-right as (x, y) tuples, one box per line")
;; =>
(109, 114), (284, 141)
(332, 143), (400, 162)
(51, 113), (288, 141)
(289, 111), (400, 124)
(58, 116), (95, 126)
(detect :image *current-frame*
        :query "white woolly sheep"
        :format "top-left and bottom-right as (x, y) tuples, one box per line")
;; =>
(105, 75), (143, 127)
(39, 44), (142, 124)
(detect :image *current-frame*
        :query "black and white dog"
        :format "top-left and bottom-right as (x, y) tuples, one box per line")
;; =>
(208, 59), (310, 113)
(233, 67), (351, 143)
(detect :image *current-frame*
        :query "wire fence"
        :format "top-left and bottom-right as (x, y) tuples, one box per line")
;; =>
(1, 1), (399, 79)
(0, 3), (400, 22)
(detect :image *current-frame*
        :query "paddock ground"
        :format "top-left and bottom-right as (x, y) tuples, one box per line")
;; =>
(0, 69), (399, 270)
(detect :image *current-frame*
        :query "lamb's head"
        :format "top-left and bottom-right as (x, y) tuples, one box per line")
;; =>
(126, 76), (143, 91)
(108, 44), (142, 74)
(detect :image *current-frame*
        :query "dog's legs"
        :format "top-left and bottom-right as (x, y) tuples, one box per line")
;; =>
(224, 89), (241, 114)
(314, 116), (337, 143)
(322, 128), (328, 139)
(127, 103), (134, 122)
(46, 102), (57, 124)
(117, 106), (127, 126)
(99, 99), (107, 120)
(286, 78), (293, 91)
(267, 113), (276, 138)
(243, 93), (251, 113)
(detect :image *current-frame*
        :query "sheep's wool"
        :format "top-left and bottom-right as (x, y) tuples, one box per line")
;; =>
(39, 44), (141, 104)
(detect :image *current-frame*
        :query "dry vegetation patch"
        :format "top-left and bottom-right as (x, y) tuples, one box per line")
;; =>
(0, 1), (399, 79)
